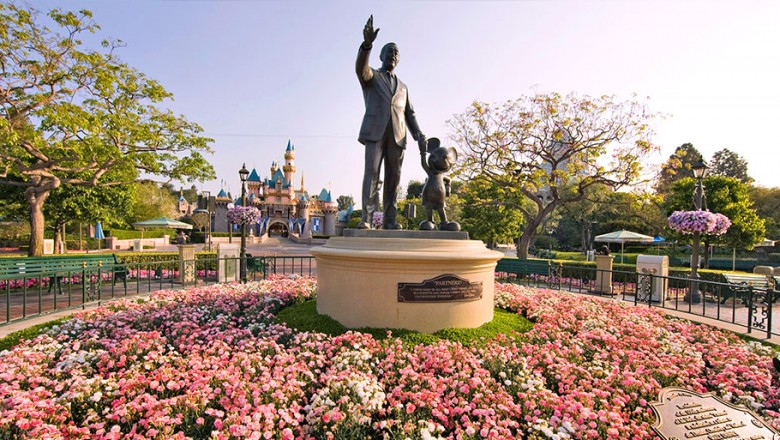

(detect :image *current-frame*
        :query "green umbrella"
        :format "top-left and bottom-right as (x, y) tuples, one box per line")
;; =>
(132, 217), (192, 239)
(594, 230), (654, 263)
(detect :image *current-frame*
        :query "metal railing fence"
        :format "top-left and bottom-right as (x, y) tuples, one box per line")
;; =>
(1, 255), (316, 326)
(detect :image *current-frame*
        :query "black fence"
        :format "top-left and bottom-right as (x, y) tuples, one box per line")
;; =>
(496, 264), (778, 339)
(3, 255), (777, 340)
(1, 255), (317, 326)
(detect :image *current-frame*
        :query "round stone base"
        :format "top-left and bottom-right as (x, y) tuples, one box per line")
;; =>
(310, 236), (503, 333)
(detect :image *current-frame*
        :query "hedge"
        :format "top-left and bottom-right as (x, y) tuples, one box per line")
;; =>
(109, 229), (176, 239)
(497, 258), (756, 287)
(116, 251), (219, 271)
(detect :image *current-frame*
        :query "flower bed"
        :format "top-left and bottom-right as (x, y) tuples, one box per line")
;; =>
(1, 277), (778, 439)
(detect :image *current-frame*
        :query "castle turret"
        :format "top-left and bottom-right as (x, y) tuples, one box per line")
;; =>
(247, 168), (262, 203)
(283, 140), (295, 191)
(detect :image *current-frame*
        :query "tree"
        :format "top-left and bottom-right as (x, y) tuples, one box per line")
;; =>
(405, 180), (424, 199)
(450, 92), (659, 258)
(594, 191), (665, 235)
(709, 149), (752, 184)
(654, 143), (704, 195)
(0, 4), (215, 255)
(126, 181), (179, 225)
(663, 176), (765, 267)
(459, 177), (524, 248)
(190, 211), (209, 232)
(44, 171), (133, 253)
(749, 186), (780, 239)
(336, 195), (355, 211)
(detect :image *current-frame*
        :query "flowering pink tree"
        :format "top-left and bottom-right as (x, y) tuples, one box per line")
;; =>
(227, 206), (261, 225)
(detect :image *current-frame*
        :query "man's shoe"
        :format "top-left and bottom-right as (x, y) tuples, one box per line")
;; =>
(384, 223), (403, 230)
(357, 222), (371, 229)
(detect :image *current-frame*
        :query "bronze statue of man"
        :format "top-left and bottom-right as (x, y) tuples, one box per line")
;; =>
(356, 15), (426, 229)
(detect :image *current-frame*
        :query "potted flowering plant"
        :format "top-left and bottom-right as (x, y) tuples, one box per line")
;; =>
(227, 206), (262, 226)
(667, 210), (731, 236)
(372, 211), (383, 229)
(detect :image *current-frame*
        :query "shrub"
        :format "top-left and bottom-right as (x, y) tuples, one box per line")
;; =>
(116, 251), (219, 271)
(109, 228), (176, 239)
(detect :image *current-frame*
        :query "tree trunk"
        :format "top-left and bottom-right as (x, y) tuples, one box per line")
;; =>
(702, 241), (711, 269)
(53, 221), (67, 254)
(516, 232), (538, 259)
(26, 190), (50, 257)
(53, 223), (62, 255)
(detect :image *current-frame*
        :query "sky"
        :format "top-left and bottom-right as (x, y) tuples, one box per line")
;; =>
(30, 0), (780, 201)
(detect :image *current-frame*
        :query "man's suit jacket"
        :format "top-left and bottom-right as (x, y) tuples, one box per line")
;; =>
(356, 44), (421, 148)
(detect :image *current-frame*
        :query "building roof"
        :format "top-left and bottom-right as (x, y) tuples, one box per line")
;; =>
(318, 188), (333, 203)
(266, 168), (290, 189)
(286, 139), (294, 152)
(247, 168), (261, 182)
(217, 188), (227, 198)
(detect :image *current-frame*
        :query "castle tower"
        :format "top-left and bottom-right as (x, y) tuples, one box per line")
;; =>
(297, 196), (313, 239)
(282, 140), (296, 192)
(247, 168), (262, 203)
(317, 188), (339, 236)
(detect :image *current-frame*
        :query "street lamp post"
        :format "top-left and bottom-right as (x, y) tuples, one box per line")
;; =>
(239, 163), (249, 283)
(202, 190), (211, 251)
(686, 160), (708, 304)
(227, 203), (234, 244)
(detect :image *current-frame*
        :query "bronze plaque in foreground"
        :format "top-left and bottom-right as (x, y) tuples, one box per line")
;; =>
(651, 388), (780, 440)
(398, 275), (482, 303)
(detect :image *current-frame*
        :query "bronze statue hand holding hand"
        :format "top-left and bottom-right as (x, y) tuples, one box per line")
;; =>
(417, 134), (427, 155)
(363, 15), (379, 48)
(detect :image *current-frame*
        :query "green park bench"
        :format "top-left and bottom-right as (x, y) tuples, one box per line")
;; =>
(495, 258), (562, 284)
(0, 254), (127, 295)
(720, 273), (778, 306)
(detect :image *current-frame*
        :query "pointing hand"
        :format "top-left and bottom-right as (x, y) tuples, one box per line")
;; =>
(363, 15), (380, 45)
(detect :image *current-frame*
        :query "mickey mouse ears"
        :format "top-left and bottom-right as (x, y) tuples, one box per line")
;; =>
(426, 137), (440, 153)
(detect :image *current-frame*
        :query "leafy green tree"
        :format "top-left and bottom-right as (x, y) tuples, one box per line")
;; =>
(44, 171), (133, 252)
(748, 186), (780, 239)
(663, 176), (765, 267)
(126, 181), (180, 225)
(555, 184), (609, 251)
(709, 149), (752, 184)
(594, 191), (665, 235)
(654, 143), (704, 195)
(405, 180), (424, 199)
(450, 92), (659, 258)
(336, 195), (355, 211)
(0, 4), (215, 255)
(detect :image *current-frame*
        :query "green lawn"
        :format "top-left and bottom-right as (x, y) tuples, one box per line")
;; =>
(275, 300), (533, 347)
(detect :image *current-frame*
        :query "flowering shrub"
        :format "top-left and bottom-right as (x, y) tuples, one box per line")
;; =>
(372, 211), (383, 229)
(1, 278), (778, 439)
(227, 205), (262, 225)
(668, 210), (731, 236)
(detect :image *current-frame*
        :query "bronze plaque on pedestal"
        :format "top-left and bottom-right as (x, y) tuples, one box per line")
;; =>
(398, 275), (482, 303)
(651, 388), (780, 440)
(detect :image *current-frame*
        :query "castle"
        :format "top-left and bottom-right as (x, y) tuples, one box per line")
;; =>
(180, 141), (340, 238)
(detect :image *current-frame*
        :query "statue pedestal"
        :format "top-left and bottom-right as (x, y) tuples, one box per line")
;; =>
(592, 254), (614, 294)
(177, 245), (197, 285)
(310, 235), (503, 333)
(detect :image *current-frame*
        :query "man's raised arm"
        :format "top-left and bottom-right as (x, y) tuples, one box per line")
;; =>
(356, 15), (378, 83)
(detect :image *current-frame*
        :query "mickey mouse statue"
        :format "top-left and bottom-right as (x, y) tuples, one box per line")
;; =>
(419, 137), (460, 231)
